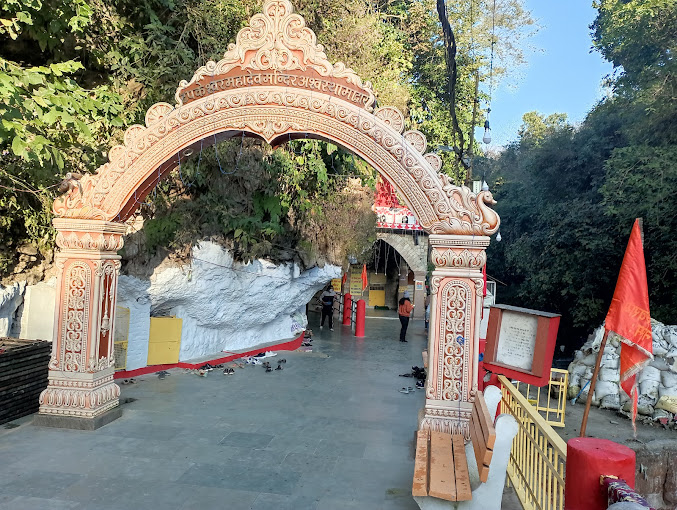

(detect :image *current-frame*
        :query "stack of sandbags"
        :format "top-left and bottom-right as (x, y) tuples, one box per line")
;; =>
(568, 319), (677, 425)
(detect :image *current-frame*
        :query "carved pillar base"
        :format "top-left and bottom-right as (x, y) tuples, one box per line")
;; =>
(420, 234), (490, 437)
(38, 219), (126, 425)
(39, 367), (120, 419)
(419, 399), (473, 436)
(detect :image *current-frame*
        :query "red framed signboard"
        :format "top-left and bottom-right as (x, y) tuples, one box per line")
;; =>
(483, 304), (561, 386)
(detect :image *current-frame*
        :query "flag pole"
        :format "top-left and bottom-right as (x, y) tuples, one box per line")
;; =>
(580, 330), (609, 437)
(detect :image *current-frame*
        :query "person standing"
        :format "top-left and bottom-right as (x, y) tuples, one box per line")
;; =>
(320, 285), (337, 330)
(398, 291), (414, 342)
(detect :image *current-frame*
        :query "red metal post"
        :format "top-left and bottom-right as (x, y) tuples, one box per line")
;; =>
(564, 438), (636, 510)
(342, 293), (352, 325)
(355, 299), (366, 337)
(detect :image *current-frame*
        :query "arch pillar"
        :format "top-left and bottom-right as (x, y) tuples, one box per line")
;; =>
(35, 218), (126, 428)
(420, 234), (489, 436)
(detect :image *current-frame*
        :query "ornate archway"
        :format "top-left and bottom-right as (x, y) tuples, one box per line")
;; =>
(40, 0), (499, 434)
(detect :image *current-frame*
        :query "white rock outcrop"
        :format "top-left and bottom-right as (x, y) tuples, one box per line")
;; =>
(0, 281), (25, 337)
(568, 320), (677, 424)
(117, 241), (340, 370)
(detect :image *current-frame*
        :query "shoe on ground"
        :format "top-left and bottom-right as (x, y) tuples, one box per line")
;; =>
(330, 328), (334, 331)
(319, 326), (323, 330)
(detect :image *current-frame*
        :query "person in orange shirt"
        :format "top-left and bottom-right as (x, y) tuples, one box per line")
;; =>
(398, 291), (415, 342)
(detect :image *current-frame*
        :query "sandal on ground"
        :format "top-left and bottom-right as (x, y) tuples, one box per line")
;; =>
(399, 387), (410, 394)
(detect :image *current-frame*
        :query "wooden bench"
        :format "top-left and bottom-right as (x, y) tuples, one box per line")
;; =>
(413, 391), (496, 502)
(412, 386), (519, 510)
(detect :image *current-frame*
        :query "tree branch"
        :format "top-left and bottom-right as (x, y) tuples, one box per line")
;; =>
(436, 0), (465, 160)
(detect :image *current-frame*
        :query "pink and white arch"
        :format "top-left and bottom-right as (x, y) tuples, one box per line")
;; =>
(42, 0), (500, 433)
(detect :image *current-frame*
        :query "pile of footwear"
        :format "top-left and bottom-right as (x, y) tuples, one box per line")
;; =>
(262, 359), (286, 372)
(399, 366), (426, 392)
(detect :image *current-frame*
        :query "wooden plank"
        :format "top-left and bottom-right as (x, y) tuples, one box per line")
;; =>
(451, 434), (472, 501)
(428, 432), (456, 501)
(412, 429), (430, 497)
(475, 392), (496, 449)
(470, 405), (493, 482)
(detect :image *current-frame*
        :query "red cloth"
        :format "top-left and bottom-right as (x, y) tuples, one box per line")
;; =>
(604, 219), (653, 433)
(361, 264), (368, 290)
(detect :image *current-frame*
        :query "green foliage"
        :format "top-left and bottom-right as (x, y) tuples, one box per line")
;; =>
(488, 1), (677, 346)
(0, 0), (535, 276)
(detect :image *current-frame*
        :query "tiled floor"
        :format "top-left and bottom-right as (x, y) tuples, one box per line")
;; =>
(0, 313), (428, 509)
(0, 312), (520, 509)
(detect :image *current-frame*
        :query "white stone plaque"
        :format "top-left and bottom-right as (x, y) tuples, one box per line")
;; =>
(495, 310), (539, 371)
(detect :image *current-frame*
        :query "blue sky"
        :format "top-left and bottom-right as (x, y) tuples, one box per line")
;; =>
(484, 0), (614, 148)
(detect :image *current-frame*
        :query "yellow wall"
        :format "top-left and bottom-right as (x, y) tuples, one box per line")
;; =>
(369, 273), (386, 307)
(147, 317), (183, 365)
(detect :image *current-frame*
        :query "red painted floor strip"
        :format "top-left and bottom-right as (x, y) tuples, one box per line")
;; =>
(114, 331), (305, 379)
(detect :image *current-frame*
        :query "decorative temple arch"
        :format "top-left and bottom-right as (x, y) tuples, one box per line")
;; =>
(40, 0), (500, 434)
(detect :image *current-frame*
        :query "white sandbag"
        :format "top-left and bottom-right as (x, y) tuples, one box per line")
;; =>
(624, 395), (655, 416)
(638, 365), (661, 383)
(601, 351), (620, 366)
(569, 373), (581, 387)
(599, 394), (621, 410)
(658, 385), (677, 399)
(590, 326), (605, 352)
(663, 328), (677, 347)
(599, 367), (620, 382)
(619, 391), (630, 404)
(666, 348), (677, 359)
(653, 408), (673, 421)
(654, 344), (669, 356)
(579, 353), (598, 367)
(661, 371), (677, 387)
(570, 364), (587, 377)
(655, 395), (677, 414)
(650, 357), (671, 371)
(639, 379), (659, 398)
(595, 380), (619, 400)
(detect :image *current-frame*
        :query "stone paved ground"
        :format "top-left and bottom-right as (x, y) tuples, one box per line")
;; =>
(0, 312), (520, 509)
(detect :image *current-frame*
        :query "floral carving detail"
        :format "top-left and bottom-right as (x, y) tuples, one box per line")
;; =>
(56, 231), (124, 252)
(62, 262), (90, 372)
(374, 106), (404, 133)
(174, 0), (375, 110)
(431, 248), (487, 269)
(424, 153), (442, 172)
(403, 130), (427, 154)
(50, 1), (500, 238)
(428, 279), (472, 402)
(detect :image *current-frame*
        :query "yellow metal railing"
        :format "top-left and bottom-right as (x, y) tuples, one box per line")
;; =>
(515, 368), (569, 428)
(499, 375), (567, 510)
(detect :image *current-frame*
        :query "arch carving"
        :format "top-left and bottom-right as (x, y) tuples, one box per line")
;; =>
(51, 0), (499, 238)
(41, 0), (500, 428)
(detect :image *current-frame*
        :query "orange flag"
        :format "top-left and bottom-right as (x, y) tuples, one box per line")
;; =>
(341, 273), (347, 286)
(605, 219), (653, 434)
(361, 264), (368, 291)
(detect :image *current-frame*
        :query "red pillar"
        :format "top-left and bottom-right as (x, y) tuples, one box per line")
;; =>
(565, 438), (636, 510)
(342, 293), (352, 325)
(355, 299), (366, 337)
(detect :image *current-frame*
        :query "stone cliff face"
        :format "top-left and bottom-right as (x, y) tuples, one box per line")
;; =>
(1, 241), (341, 370)
(118, 241), (341, 369)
